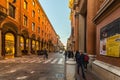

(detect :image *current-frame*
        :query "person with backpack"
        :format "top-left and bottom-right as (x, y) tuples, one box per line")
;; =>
(84, 53), (89, 70)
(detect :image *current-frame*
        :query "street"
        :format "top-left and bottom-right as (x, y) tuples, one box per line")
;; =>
(0, 53), (65, 80)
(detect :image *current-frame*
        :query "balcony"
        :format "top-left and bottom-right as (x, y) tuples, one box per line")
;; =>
(0, 5), (7, 22)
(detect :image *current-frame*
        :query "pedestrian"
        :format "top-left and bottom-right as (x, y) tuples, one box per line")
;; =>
(71, 50), (74, 58)
(64, 50), (68, 60)
(77, 50), (86, 80)
(75, 51), (80, 74)
(68, 50), (71, 58)
(84, 53), (89, 71)
(43, 48), (48, 60)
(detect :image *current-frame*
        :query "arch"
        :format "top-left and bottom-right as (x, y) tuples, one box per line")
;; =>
(31, 34), (36, 40)
(21, 29), (29, 38)
(20, 29), (29, 55)
(5, 33), (15, 55)
(2, 22), (18, 58)
(37, 37), (40, 41)
(2, 22), (18, 34)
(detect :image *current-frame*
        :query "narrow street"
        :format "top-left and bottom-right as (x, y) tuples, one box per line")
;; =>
(0, 0), (120, 80)
(0, 53), (65, 80)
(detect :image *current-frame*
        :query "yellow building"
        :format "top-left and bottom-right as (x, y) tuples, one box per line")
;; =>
(0, 0), (58, 59)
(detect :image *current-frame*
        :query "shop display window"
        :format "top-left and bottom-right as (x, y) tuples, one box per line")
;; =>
(5, 33), (15, 55)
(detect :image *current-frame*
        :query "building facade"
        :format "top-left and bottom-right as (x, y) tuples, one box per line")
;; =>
(69, 0), (120, 79)
(93, 0), (120, 79)
(0, 0), (58, 59)
(69, 0), (87, 52)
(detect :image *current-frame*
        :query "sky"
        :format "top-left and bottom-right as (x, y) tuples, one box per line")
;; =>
(39, 0), (71, 46)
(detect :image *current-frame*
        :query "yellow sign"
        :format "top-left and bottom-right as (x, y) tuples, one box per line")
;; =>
(106, 34), (120, 57)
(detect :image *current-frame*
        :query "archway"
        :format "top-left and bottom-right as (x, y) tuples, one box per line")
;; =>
(5, 33), (15, 59)
(21, 29), (29, 55)
(2, 22), (18, 58)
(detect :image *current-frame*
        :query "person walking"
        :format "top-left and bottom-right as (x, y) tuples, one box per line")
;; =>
(75, 51), (80, 74)
(84, 53), (89, 71)
(64, 50), (68, 60)
(43, 48), (48, 60)
(77, 50), (86, 80)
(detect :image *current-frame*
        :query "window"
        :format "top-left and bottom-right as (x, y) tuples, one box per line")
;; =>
(24, 15), (27, 26)
(38, 27), (40, 33)
(38, 17), (40, 22)
(32, 22), (35, 31)
(32, 0), (35, 6)
(9, 3), (15, 18)
(32, 10), (35, 17)
(24, 0), (27, 10)
(38, 9), (40, 13)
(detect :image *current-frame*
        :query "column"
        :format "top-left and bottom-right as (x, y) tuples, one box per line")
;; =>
(75, 13), (79, 51)
(86, 0), (96, 55)
(78, 14), (85, 52)
(28, 39), (31, 55)
(0, 30), (2, 57)
(16, 35), (22, 56)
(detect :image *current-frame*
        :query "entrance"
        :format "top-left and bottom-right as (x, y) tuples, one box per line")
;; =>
(5, 33), (15, 59)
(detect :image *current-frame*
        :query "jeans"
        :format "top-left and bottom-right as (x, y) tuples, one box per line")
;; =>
(77, 64), (86, 79)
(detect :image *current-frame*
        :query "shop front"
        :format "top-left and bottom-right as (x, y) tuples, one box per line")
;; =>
(4, 33), (15, 59)
(2, 22), (18, 59)
(20, 30), (29, 55)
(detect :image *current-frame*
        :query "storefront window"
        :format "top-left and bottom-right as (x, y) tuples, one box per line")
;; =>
(5, 33), (15, 55)
(32, 40), (35, 51)
(36, 41), (39, 50)
(20, 36), (24, 50)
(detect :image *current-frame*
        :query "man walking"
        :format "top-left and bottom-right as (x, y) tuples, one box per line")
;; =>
(77, 50), (86, 80)
(43, 48), (48, 60)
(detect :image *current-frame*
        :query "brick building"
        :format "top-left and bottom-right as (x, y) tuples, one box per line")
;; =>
(69, 0), (120, 79)
(0, 0), (58, 59)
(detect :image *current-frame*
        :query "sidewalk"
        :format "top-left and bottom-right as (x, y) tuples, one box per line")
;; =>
(65, 58), (102, 80)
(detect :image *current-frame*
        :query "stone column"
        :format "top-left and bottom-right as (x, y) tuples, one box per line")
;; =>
(35, 40), (37, 54)
(78, 14), (85, 52)
(75, 13), (79, 51)
(86, 0), (96, 55)
(0, 29), (2, 57)
(86, 0), (96, 64)
(16, 35), (22, 56)
(28, 39), (31, 55)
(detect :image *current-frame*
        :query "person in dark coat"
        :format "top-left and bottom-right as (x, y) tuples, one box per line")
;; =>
(43, 48), (48, 60)
(77, 50), (86, 80)
(64, 50), (68, 60)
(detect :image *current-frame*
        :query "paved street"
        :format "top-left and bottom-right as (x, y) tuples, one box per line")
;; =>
(0, 52), (103, 80)
(0, 53), (65, 80)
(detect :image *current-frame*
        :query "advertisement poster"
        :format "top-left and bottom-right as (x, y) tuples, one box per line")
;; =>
(106, 34), (120, 57)
(100, 18), (120, 57)
(100, 38), (107, 55)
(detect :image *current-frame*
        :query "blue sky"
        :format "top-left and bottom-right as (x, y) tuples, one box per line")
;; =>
(39, 0), (71, 46)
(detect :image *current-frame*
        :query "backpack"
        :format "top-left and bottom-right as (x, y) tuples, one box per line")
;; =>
(84, 55), (89, 62)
